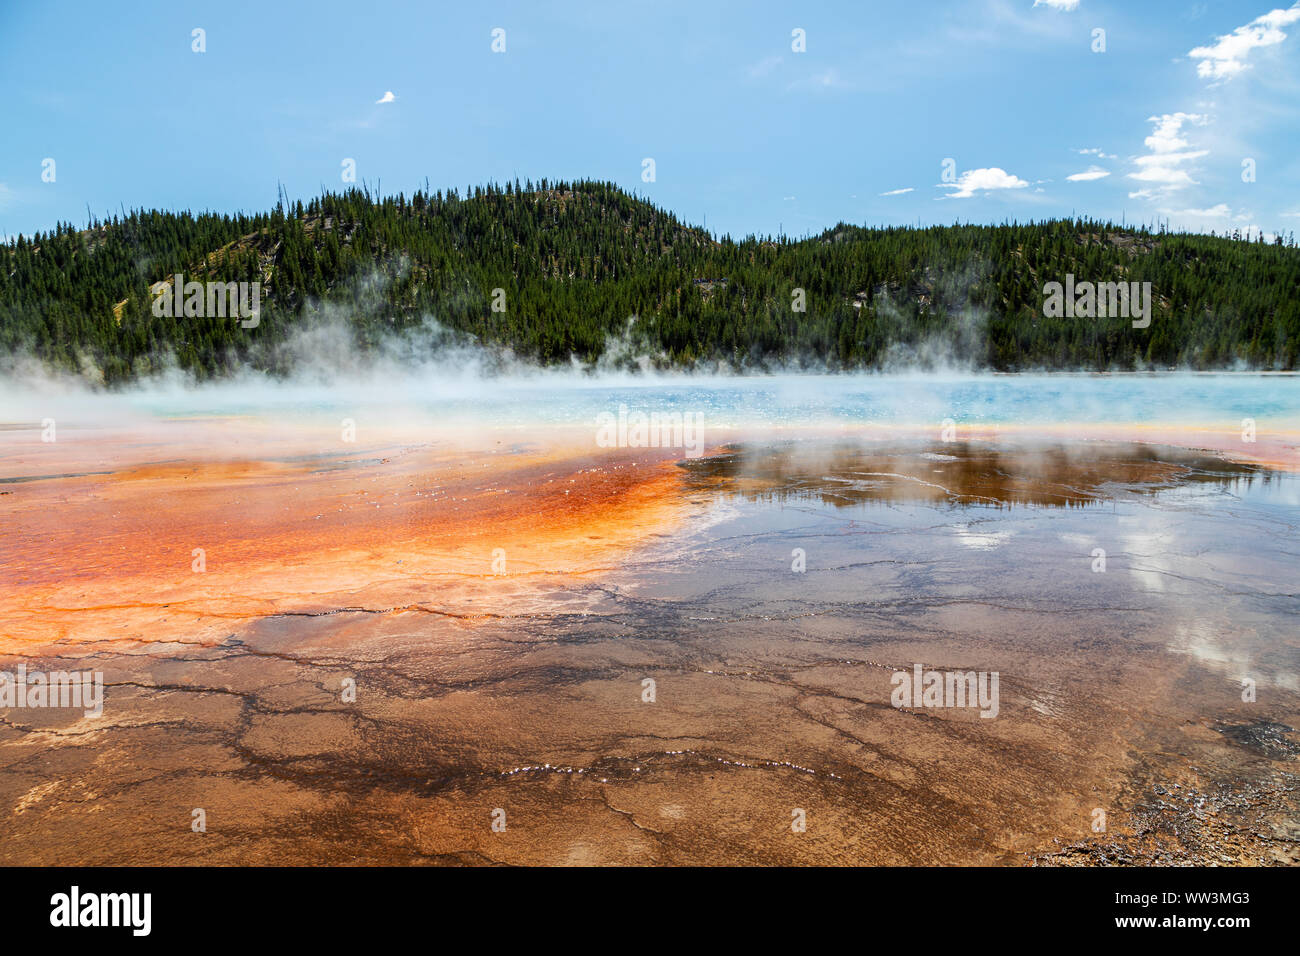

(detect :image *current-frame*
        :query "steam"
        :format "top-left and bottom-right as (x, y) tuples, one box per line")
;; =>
(0, 264), (1294, 434)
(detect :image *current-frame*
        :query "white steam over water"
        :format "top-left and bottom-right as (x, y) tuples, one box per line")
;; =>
(4, 369), (1298, 434)
(1, 317), (1297, 430)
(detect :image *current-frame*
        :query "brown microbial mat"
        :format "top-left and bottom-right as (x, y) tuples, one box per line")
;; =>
(1, 426), (1297, 865)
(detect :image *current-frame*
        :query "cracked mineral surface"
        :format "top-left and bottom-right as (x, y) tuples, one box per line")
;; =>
(1, 415), (1297, 865)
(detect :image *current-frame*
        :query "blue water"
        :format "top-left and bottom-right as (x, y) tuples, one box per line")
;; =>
(114, 372), (1300, 430)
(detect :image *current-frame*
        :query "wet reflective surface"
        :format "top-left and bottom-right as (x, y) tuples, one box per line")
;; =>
(680, 439), (1272, 508)
(1, 427), (1297, 865)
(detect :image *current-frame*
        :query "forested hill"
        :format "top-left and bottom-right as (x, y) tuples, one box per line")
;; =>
(3, 178), (1298, 383)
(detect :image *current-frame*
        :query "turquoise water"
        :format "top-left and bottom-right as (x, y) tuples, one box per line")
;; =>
(109, 372), (1300, 429)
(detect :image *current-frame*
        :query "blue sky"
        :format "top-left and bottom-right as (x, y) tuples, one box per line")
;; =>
(2, 0), (1298, 241)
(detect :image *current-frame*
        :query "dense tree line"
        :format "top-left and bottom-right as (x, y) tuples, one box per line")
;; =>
(2, 179), (1297, 383)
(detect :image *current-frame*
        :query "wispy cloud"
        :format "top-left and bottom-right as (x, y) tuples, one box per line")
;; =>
(375, 91), (396, 104)
(1127, 112), (1208, 197)
(1076, 147), (1117, 159)
(879, 187), (914, 196)
(1170, 203), (1232, 217)
(747, 55), (783, 79)
(787, 68), (849, 91)
(1141, 112), (1206, 153)
(937, 167), (1029, 199)
(1066, 166), (1111, 182)
(1033, 0), (1081, 10)
(1187, 4), (1300, 81)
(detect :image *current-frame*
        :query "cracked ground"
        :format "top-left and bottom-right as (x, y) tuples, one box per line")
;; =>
(2, 421), (1298, 864)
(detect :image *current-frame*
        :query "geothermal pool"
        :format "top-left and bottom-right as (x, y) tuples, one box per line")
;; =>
(1, 373), (1297, 864)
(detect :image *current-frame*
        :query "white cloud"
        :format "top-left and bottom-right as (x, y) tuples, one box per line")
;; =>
(1141, 111), (1206, 153)
(1134, 149), (1208, 166)
(1171, 203), (1232, 217)
(1187, 5), (1300, 81)
(1127, 113), (1208, 194)
(1033, 0), (1080, 10)
(1128, 166), (1200, 187)
(375, 91), (396, 104)
(1076, 147), (1117, 159)
(879, 187), (914, 196)
(937, 167), (1029, 199)
(1066, 166), (1111, 181)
